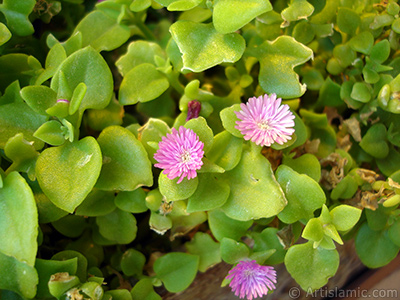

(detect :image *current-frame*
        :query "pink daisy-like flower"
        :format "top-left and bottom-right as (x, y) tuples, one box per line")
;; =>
(154, 126), (204, 184)
(226, 260), (277, 300)
(235, 93), (295, 147)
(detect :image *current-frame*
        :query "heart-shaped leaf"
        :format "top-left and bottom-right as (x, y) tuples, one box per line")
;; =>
(170, 21), (245, 72)
(208, 209), (253, 241)
(185, 232), (221, 272)
(251, 36), (313, 99)
(213, 0), (272, 34)
(96, 126), (153, 191)
(36, 137), (102, 213)
(360, 123), (389, 159)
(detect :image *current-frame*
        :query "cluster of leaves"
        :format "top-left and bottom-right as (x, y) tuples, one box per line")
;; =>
(1, 0), (400, 299)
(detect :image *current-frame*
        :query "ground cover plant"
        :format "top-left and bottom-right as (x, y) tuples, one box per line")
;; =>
(1, 0), (400, 299)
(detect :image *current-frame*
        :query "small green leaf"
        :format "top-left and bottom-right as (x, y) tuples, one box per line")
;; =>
(220, 104), (242, 138)
(213, 0), (272, 34)
(330, 205), (362, 232)
(337, 7), (360, 35)
(276, 165), (326, 223)
(119, 63), (169, 105)
(121, 248), (146, 277)
(170, 21), (245, 72)
(252, 227), (286, 265)
(69, 82), (87, 115)
(282, 153), (321, 182)
(96, 126), (153, 191)
(220, 238), (249, 264)
(0, 22), (12, 46)
(131, 278), (162, 300)
(185, 232), (221, 272)
(349, 31), (374, 55)
(51, 250), (88, 283)
(252, 36), (313, 99)
(281, 0), (314, 25)
(208, 209), (253, 241)
(355, 223), (399, 268)
(0, 0), (35, 36)
(96, 208), (137, 244)
(159, 172), (198, 201)
(34, 120), (66, 146)
(115, 189), (148, 213)
(302, 218), (324, 243)
(52, 215), (86, 238)
(154, 253), (199, 293)
(167, 0), (203, 11)
(184, 117), (214, 153)
(360, 124), (389, 159)
(285, 241), (339, 291)
(76, 189), (116, 217)
(207, 131), (243, 171)
(36, 137), (102, 213)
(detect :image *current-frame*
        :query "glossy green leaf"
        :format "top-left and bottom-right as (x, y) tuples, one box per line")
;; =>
(36, 137), (102, 213)
(154, 253), (199, 293)
(119, 63), (169, 105)
(51, 250), (88, 283)
(166, 0), (202, 11)
(252, 227), (286, 265)
(76, 189), (116, 217)
(131, 278), (162, 300)
(187, 173), (229, 213)
(35, 43), (68, 85)
(0, 0), (35, 36)
(330, 174), (358, 200)
(355, 223), (399, 268)
(72, 11), (130, 52)
(330, 205), (362, 232)
(115, 189), (148, 213)
(48, 274), (80, 299)
(121, 248), (146, 277)
(170, 21), (245, 72)
(207, 131), (243, 171)
(0, 22), (12, 46)
(0, 251), (38, 299)
(139, 118), (171, 164)
(130, 0), (152, 12)
(221, 146), (287, 221)
(213, 0), (272, 34)
(359, 123), (389, 159)
(184, 116), (214, 153)
(185, 232), (221, 272)
(349, 31), (374, 55)
(0, 172), (38, 266)
(96, 208), (137, 244)
(51, 46), (113, 113)
(302, 218), (324, 243)
(282, 153), (321, 182)
(281, 0), (314, 24)
(220, 104), (242, 138)
(159, 172), (198, 201)
(285, 241), (339, 291)
(116, 41), (165, 77)
(276, 165), (325, 224)
(351, 82), (371, 103)
(337, 7), (360, 35)
(208, 209), (252, 241)
(252, 36), (313, 99)
(96, 126), (153, 191)
(34, 120), (66, 146)
(220, 238), (249, 264)
(0, 102), (47, 150)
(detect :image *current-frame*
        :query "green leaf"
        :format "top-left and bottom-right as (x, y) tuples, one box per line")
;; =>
(331, 174), (358, 200)
(184, 116), (214, 153)
(220, 238), (249, 264)
(76, 189), (116, 217)
(72, 11), (130, 52)
(0, 172), (38, 266)
(350, 82), (371, 103)
(208, 209), (253, 241)
(252, 36), (313, 99)
(370, 40), (391, 64)
(4, 133), (39, 179)
(51, 250), (88, 283)
(355, 223), (399, 268)
(20, 85), (57, 116)
(220, 104), (242, 138)
(207, 131), (243, 171)
(35, 43), (68, 85)
(170, 21), (245, 72)
(52, 215), (86, 238)
(213, 0), (272, 34)
(154, 253), (199, 293)
(139, 118), (171, 164)
(115, 189), (148, 213)
(0, 22), (12, 46)
(285, 241), (339, 291)
(149, 211), (172, 234)
(34, 120), (66, 146)
(36, 137), (102, 213)
(131, 278), (162, 300)
(185, 232), (221, 272)
(330, 205), (362, 232)
(252, 227), (286, 265)
(349, 31), (374, 55)
(281, 0), (314, 25)
(116, 41), (165, 77)
(119, 63), (169, 105)
(359, 123), (389, 159)
(388, 219), (400, 246)
(51, 46), (113, 113)
(0, 102), (47, 150)
(0, 54), (34, 91)
(187, 173), (230, 213)
(96, 208), (137, 244)
(302, 218), (324, 243)
(282, 153), (321, 182)
(0, 251), (38, 299)
(276, 165), (325, 223)
(337, 7), (360, 35)
(48, 274), (80, 299)
(121, 248), (146, 277)
(159, 172), (198, 201)
(130, 0), (152, 12)
(96, 126), (153, 191)
(221, 145), (287, 221)
(0, 0), (35, 36)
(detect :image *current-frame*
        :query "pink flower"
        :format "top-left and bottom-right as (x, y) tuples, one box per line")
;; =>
(235, 94), (295, 147)
(154, 126), (204, 184)
(226, 260), (277, 300)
